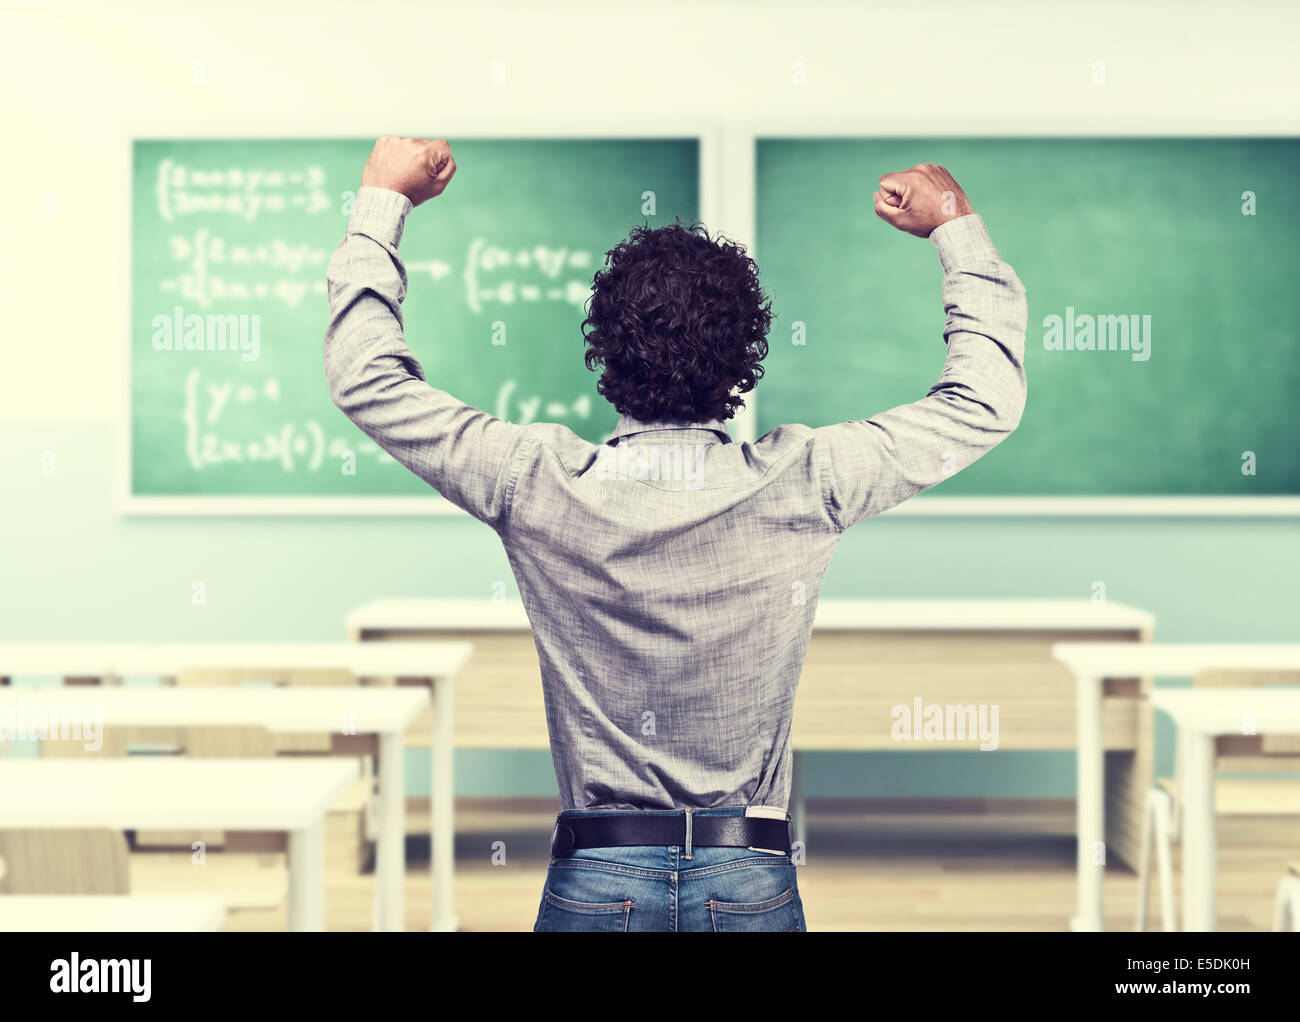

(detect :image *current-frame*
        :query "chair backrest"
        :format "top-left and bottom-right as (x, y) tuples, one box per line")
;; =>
(41, 725), (275, 759)
(179, 726), (276, 758)
(41, 726), (181, 758)
(0, 829), (130, 894)
(39, 726), (276, 850)
(174, 670), (354, 753)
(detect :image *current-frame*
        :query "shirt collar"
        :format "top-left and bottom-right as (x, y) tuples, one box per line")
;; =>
(605, 413), (732, 445)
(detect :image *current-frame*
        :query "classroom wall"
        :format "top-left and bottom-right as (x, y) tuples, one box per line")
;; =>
(3, 1), (1299, 797)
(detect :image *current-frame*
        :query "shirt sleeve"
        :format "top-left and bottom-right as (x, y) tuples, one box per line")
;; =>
(812, 213), (1029, 530)
(323, 185), (526, 528)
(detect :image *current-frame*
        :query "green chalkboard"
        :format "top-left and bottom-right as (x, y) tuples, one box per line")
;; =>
(131, 138), (699, 499)
(756, 139), (1300, 497)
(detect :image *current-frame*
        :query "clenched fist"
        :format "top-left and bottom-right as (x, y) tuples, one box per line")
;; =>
(873, 164), (973, 238)
(361, 136), (457, 208)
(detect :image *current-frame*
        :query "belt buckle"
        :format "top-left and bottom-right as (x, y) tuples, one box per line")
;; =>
(549, 822), (575, 858)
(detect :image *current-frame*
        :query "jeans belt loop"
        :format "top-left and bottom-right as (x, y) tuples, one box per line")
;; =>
(683, 808), (694, 860)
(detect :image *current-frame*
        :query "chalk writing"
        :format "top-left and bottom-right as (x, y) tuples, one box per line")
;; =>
(496, 379), (592, 425)
(158, 230), (329, 309)
(182, 369), (392, 473)
(463, 238), (593, 313)
(155, 160), (331, 222)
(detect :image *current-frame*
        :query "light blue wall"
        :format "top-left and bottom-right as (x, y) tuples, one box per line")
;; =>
(3, 422), (1297, 798)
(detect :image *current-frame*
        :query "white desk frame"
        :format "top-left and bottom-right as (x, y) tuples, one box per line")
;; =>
(0, 758), (357, 931)
(1149, 688), (1300, 931)
(1053, 643), (1300, 932)
(0, 641), (471, 932)
(347, 598), (1157, 906)
(0, 684), (428, 932)
(0, 895), (228, 932)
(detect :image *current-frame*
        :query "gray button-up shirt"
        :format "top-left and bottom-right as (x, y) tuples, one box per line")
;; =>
(325, 186), (1027, 811)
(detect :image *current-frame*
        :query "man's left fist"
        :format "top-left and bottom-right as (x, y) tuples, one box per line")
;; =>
(361, 136), (457, 207)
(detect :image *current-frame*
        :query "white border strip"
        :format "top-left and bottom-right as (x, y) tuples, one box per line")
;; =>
(118, 495), (1300, 518)
(885, 496), (1300, 517)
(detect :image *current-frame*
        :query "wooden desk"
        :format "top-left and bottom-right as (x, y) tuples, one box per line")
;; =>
(0, 895), (228, 932)
(1152, 685), (1300, 931)
(0, 758), (357, 931)
(0, 642), (471, 933)
(348, 597), (1155, 883)
(0, 685), (427, 932)
(1054, 642), (1300, 932)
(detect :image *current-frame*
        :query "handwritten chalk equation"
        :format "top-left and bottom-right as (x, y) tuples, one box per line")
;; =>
(148, 162), (597, 314)
(181, 369), (390, 472)
(157, 229), (596, 314)
(386, 240), (595, 313)
(168, 231), (325, 272)
(183, 416), (390, 473)
(460, 239), (592, 313)
(159, 229), (330, 309)
(496, 380), (591, 425)
(177, 370), (598, 475)
(188, 373), (280, 426)
(155, 160), (332, 222)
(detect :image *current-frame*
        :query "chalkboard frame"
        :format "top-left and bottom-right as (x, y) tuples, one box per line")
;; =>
(736, 123), (1300, 516)
(120, 122), (1300, 517)
(120, 122), (722, 516)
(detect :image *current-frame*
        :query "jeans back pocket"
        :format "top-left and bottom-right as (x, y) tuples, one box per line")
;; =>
(537, 888), (635, 932)
(707, 883), (802, 932)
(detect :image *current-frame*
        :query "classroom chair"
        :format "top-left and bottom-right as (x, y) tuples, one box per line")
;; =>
(0, 829), (131, 895)
(39, 725), (290, 916)
(1136, 669), (1300, 931)
(1274, 863), (1300, 931)
(173, 667), (381, 855)
(41, 721), (372, 884)
(174, 668), (356, 754)
(39, 723), (274, 758)
(42, 724), (277, 849)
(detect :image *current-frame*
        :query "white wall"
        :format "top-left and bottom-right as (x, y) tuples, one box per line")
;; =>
(3, 0), (1298, 422)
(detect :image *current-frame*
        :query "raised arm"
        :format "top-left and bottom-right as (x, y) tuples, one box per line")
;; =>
(324, 137), (524, 527)
(814, 164), (1028, 530)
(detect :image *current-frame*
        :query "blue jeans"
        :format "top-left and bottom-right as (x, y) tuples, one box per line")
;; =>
(533, 808), (806, 932)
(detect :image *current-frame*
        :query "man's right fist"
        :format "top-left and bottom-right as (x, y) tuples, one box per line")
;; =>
(873, 164), (974, 238)
(361, 136), (457, 208)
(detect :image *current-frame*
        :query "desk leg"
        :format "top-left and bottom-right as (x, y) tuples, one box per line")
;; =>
(1073, 673), (1104, 932)
(287, 821), (326, 932)
(1181, 733), (1217, 931)
(430, 675), (458, 932)
(375, 730), (406, 932)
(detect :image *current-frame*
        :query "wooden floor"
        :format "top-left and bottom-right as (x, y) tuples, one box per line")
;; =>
(152, 798), (1295, 932)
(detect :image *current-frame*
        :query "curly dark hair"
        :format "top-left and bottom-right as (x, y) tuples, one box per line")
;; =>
(582, 219), (772, 423)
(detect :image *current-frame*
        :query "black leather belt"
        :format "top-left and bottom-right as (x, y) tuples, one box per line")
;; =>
(550, 813), (792, 857)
